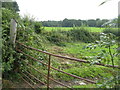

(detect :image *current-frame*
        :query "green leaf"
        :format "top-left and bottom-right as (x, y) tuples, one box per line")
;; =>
(101, 50), (106, 53)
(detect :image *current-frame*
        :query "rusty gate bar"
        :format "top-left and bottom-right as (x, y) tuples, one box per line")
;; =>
(16, 48), (96, 84)
(16, 48), (48, 66)
(21, 65), (51, 88)
(21, 76), (35, 88)
(49, 76), (72, 89)
(47, 55), (51, 90)
(50, 66), (96, 84)
(15, 41), (120, 88)
(26, 62), (72, 89)
(16, 41), (120, 69)
(25, 62), (48, 79)
(25, 71), (46, 85)
(21, 58), (72, 88)
(21, 72), (38, 86)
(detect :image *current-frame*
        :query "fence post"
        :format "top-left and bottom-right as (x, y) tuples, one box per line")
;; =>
(10, 19), (17, 47)
(47, 55), (51, 90)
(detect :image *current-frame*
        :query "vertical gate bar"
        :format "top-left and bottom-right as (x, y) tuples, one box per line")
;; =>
(47, 55), (51, 90)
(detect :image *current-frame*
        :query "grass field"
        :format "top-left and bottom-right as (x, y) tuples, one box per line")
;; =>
(44, 27), (105, 32)
(63, 42), (118, 65)
(46, 42), (118, 88)
(47, 42), (118, 66)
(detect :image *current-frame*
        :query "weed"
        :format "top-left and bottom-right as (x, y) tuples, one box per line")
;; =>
(54, 65), (113, 81)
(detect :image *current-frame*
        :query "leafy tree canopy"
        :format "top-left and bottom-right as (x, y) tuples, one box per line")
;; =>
(2, 1), (19, 12)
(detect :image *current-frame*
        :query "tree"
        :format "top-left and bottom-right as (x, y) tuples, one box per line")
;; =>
(87, 19), (96, 27)
(2, 1), (19, 12)
(62, 18), (71, 27)
(34, 22), (43, 33)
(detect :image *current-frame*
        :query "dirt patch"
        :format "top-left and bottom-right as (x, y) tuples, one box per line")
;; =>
(2, 79), (31, 88)
(48, 80), (87, 88)
(47, 46), (64, 54)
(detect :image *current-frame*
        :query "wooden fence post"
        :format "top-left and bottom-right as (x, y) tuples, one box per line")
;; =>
(10, 19), (17, 47)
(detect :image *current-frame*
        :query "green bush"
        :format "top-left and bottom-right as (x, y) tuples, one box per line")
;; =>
(2, 8), (46, 80)
(103, 28), (120, 36)
(34, 21), (44, 34)
(67, 27), (99, 43)
(44, 27), (99, 46)
(44, 30), (70, 46)
(2, 8), (20, 75)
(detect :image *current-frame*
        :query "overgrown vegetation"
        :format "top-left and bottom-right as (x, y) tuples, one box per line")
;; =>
(2, 1), (46, 85)
(103, 28), (120, 36)
(54, 66), (115, 81)
(84, 33), (118, 66)
(2, 7), (20, 78)
(43, 27), (100, 46)
(2, 1), (120, 89)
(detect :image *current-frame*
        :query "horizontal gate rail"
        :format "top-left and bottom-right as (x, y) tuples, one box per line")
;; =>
(16, 48), (48, 66)
(50, 65), (95, 84)
(16, 48), (96, 84)
(21, 69), (51, 88)
(21, 72), (40, 87)
(21, 76), (35, 89)
(16, 41), (120, 69)
(16, 41), (119, 89)
(21, 58), (72, 88)
(26, 62), (72, 89)
(26, 62), (48, 79)
(25, 71), (46, 86)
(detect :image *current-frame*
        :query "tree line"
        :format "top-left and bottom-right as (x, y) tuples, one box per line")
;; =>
(41, 18), (109, 27)
(1, 2), (110, 28)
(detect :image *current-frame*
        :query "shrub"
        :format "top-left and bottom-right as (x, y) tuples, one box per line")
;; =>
(103, 28), (120, 37)
(34, 22), (44, 34)
(44, 30), (70, 46)
(68, 27), (99, 43)
(44, 27), (99, 45)
(2, 8), (46, 80)
(2, 8), (20, 75)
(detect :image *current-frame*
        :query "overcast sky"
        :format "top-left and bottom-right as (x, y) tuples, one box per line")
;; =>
(15, 0), (119, 21)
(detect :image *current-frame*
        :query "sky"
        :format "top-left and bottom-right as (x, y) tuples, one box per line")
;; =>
(15, 0), (119, 21)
